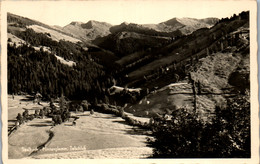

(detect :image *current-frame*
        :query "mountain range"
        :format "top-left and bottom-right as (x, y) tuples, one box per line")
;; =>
(7, 11), (249, 100)
(60, 17), (218, 41)
(7, 12), (219, 60)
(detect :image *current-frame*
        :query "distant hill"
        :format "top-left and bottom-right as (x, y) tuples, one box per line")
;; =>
(62, 20), (112, 41)
(60, 17), (217, 43)
(92, 17), (217, 56)
(93, 22), (183, 56)
(109, 22), (180, 36)
(143, 17), (219, 35)
(93, 31), (173, 56)
(109, 17), (218, 36)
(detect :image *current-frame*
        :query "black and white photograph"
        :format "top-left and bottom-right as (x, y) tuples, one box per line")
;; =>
(1, 0), (258, 163)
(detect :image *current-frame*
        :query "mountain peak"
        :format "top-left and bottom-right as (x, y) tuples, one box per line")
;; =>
(62, 20), (112, 41)
(69, 21), (84, 26)
(81, 20), (112, 29)
(162, 17), (183, 27)
(161, 17), (218, 27)
(121, 22), (129, 25)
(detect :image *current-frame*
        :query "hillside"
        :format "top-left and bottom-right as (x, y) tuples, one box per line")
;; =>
(7, 13), (117, 101)
(114, 11), (249, 120)
(8, 13), (81, 43)
(115, 12), (249, 87)
(93, 31), (172, 56)
(92, 21), (183, 56)
(125, 47), (249, 121)
(27, 25), (81, 43)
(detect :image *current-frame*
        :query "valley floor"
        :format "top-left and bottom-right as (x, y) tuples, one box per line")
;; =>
(8, 95), (152, 159)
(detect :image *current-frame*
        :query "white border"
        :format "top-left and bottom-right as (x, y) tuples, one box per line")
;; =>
(1, 1), (258, 164)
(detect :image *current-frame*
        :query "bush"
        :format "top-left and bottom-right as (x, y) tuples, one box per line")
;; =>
(52, 115), (62, 125)
(81, 100), (89, 111)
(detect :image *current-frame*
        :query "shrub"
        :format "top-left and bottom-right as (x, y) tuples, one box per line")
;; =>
(77, 105), (84, 112)
(52, 115), (62, 125)
(28, 114), (35, 120)
(16, 113), (23, 124)
(147, 108), (204, 158)
(81, 100), (89, 111)
(39, 109), (45, 118)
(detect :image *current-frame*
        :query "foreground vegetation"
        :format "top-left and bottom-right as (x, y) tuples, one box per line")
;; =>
(147, 93), (250, 158)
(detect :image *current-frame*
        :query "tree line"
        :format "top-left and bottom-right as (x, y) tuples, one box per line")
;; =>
(7, 29), (115, 102)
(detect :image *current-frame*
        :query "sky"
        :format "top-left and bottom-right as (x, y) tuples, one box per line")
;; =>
(2, 0), (252, 27)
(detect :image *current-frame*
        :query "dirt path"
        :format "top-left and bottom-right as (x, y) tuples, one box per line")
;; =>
(8, 95), (152, 159)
